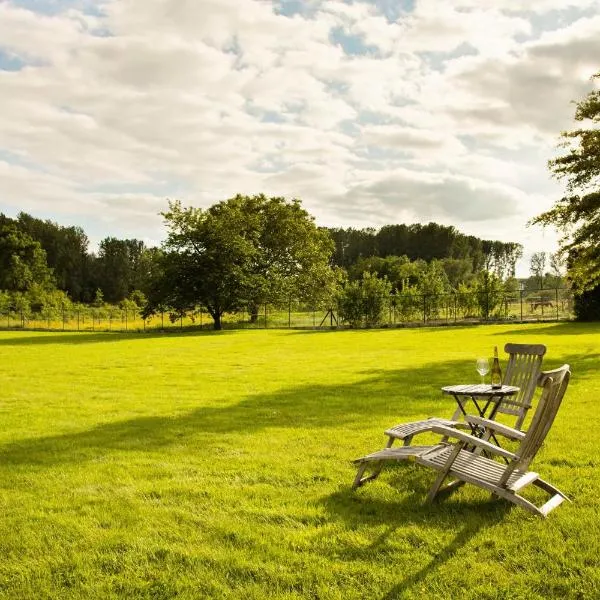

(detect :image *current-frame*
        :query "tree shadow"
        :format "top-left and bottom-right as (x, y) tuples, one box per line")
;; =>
(0, 356), (473, 466)
(493, 322), (600, 337)
(0, 348), (591, 468)
(0, 329), (237, 346)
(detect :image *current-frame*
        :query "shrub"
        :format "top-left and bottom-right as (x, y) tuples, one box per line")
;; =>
(574, 286), (600, 321)
(338, 272), (392, 327)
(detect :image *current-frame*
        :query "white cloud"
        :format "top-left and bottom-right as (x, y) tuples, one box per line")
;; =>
(0, 0), (598, 264)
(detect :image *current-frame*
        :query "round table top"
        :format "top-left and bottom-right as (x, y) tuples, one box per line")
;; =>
(441, 384), (519, 396)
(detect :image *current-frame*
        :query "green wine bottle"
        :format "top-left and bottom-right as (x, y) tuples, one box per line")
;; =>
(491, 346), (502, 389)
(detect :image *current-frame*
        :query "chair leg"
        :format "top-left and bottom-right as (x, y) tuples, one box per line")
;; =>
(426, 444), (462, 503)
(352, 461), (384, 489)
(427, 470), (449, 503)
(436, 479), (465, 498)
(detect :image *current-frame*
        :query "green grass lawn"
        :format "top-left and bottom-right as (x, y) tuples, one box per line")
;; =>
(1, 323), (599, 599)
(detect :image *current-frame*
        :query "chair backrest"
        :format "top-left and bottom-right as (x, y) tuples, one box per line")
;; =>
(496, 343), (546, 429)
(513, 364), (571, 471)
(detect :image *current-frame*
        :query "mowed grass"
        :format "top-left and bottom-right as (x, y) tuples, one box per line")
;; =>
(1, 323), (599, 599)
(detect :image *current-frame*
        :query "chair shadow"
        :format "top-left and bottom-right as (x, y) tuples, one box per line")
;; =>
(321, 466), (511, 599)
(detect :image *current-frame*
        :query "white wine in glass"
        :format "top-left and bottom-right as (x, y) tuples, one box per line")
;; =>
(476, 357), (490, 384)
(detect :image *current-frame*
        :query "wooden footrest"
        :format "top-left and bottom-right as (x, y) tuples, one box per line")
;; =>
(353, 444), (444, 464)
(385, 418), (461, 440)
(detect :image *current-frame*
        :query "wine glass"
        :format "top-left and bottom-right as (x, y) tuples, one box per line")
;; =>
(476, 357), (489, 384)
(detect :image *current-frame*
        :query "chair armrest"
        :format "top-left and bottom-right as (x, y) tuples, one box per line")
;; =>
(430, 425), (517, 460)
(464, 416), (526, 441)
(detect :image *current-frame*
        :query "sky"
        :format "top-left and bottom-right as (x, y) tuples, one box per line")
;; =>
(1, 0), (599, 277)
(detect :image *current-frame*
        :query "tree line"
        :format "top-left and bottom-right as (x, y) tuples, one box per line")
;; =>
(0, 212), (158, 302)
(328, 223), (523, 280)
(0, 191), (571, 330)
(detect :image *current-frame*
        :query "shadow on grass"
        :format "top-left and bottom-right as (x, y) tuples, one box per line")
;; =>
(0, 349), (592, 467)
(1, 348), (584, 595)
(0, 355), (484, 467)
(321, 475), (511, 599)
(492, 322), (600, 337)
(0, 329), (240, 346)
(0, 321), (593, 347)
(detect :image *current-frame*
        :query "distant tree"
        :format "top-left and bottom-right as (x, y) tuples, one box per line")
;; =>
(146, 195), (335, 330)
(456, 281), (478, 318)
(348, 255), (415, 291)
(475, 271), (504, 319)
(338, 272), (392, 327)
(0, 223), (55, 292)
(16, 212), (89, 301)
(530, 252), (547, 290)
(328, 223), (522, 280)
(93, 289), (104, 307)
(95, 237), (153, 303)
(441, 257), (474, 289)
(548, 252), (566, 290)
(416, 260), (451, 319)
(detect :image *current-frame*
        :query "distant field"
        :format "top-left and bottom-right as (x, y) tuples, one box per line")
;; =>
(1, 323), (599, 599)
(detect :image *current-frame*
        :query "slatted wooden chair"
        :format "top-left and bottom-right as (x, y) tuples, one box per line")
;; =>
(353, 365), (571, 517)
(384, 343), (546, 448)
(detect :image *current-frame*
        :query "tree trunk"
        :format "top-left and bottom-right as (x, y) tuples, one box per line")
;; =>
(248, 302), (259, 323)
(207, 304), (222, 330)
(212, 312), (222, 330)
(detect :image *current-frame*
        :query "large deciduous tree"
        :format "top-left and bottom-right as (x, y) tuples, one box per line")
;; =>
(146, 195), (335, 330)
(532, 73), (600, 291)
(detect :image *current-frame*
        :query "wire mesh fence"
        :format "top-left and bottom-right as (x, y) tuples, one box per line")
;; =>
(0, 288), (574, 333)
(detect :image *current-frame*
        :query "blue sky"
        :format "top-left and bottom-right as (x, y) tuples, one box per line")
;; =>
(0, 0), (599, 275)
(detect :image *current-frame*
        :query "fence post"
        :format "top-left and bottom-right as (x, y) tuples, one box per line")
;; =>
(288, 299), (291, 328)
(520, 289), (523, 322)
(125, 308), (128, 332)
(485, 290), (489, 321)
(556, 288), (559, 321)
(161, 310), (164, 331)
(422, 294), (426, 324)
(264, 303), (268, 329)
(77, 309), (80, 331)
(454, 293), (457, 324)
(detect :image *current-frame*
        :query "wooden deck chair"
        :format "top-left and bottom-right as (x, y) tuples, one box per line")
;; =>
(353, 365), (571, 517)
(384, 343), (546, 448)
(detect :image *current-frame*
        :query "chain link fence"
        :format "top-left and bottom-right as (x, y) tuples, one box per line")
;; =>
(0, 288), (574, 333)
